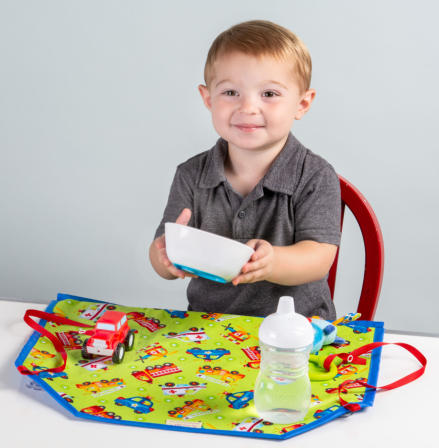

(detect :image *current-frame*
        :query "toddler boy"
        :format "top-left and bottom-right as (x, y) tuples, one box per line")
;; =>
(149, 20), (341, 320)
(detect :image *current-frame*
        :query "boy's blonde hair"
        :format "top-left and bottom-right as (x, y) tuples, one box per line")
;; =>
(204, 20), (312, 93)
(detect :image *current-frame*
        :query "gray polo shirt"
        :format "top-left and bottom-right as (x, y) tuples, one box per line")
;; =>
(154, 132), (341, 319)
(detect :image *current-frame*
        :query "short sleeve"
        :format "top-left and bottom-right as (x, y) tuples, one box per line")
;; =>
(153, 165), (194, 239)
(293, 165), (341, 245)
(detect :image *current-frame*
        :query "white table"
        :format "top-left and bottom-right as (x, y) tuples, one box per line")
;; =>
(2, 300), (437, 447)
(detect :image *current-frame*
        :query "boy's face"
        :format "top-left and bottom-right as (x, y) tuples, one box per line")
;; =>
(199, 52), (315, 154)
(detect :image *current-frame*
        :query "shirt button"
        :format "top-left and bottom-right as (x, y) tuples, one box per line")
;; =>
(238, 210), (246, 219)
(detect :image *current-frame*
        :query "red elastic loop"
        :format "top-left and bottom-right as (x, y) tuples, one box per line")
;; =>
(20, 309), (94, 375)
(335, 342), (427, 412)
(323, 353), (338, 371)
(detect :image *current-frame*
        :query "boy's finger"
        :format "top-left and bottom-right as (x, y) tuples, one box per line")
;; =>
(155, 235), (166, 249)
(245, 239), (260, 250)
(176, 208), (192, 226)
(244, 250), (270, 271)
(248, 243), (269, 262)
(233, 271), (258, 286)
(242, 258), (265, 273)
(158, 248), (174, 268)
(158, 251), (171, 267)
(167, 264), (186, 279)
(251, 252), (260, 261)
(166, 261), (198, 279)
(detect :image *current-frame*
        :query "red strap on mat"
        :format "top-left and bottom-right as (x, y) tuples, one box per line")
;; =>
(18, 309), (94, 375)
(326, 342), (427, 412)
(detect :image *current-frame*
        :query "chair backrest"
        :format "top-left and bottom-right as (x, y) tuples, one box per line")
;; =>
(327, 175), (384, 321)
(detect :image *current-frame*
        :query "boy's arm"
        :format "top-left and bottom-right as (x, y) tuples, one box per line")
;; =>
(232, 239), (337, 286)
(269, 240), (337, 285)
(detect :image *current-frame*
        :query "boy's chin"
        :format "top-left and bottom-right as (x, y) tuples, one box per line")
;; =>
(228, 141), (278, 153)
(226, 134), (288, 153)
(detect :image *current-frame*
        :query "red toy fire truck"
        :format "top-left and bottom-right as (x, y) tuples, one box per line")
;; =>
(82, 311), (135, 364)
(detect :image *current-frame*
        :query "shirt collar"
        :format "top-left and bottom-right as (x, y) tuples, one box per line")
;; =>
(199, 138), (228, 189)
(198, 132), (305, 195)
(261, 132), (305, 195)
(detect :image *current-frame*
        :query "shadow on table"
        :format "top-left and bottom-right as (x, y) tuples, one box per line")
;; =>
(1, 320), (78, 420)
(3, 359), (74, 420)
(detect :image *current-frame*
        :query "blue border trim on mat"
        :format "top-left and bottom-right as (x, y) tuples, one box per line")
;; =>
(14, 294), (385, 440)
(361, 321), (384, 409)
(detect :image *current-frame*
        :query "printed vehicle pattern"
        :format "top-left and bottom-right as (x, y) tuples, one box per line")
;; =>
(19, 297), (375, 437)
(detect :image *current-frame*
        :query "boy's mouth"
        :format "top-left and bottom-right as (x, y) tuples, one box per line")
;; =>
(233, 123), (265, 132)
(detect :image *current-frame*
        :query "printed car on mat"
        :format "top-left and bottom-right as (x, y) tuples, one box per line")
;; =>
(115, 396), (154, 414)
(225, 390), (254, 409)
(186, 347), (230, 361)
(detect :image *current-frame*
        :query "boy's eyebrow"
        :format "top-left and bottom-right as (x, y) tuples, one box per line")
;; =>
(265, 80), (288, 90)
(214, 79), (232, 88)
(214, 79), (288, 89)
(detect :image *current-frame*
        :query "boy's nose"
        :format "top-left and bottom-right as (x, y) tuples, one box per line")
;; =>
(238, 95), (259, 114)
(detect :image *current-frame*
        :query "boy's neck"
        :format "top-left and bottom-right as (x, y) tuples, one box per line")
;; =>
(224, 135), (289, 197)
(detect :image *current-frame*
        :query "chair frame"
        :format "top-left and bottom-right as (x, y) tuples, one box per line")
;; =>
(327, 175), (384, 321)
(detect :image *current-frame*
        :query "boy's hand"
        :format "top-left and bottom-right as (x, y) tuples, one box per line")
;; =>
(232, 239), (274, 286)
(153, 208), (198, 279)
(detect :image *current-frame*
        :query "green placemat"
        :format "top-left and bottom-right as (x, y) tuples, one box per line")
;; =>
(15, 293), (383, 440)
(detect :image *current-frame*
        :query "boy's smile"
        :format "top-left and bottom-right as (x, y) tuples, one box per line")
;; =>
(199, 52), (315, 155)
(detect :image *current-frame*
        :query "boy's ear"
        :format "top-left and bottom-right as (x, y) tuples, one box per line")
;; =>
(294, 88), (316, 120)
(198, 84), (212, 110)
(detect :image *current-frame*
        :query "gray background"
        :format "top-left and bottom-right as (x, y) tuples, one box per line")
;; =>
(1, 0), (438, 334)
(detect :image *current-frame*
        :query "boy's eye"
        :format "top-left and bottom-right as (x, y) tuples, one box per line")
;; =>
(223, 90), (238, 96)
(262, 91), (278, 98)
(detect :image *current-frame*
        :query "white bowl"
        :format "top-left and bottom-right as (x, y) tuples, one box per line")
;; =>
(165, 223), (254, 283)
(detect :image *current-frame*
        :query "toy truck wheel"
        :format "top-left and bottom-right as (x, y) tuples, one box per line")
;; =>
(81, 339), (92, 359)
(124, 330), (135, 351)
(112, 343), (125, 364)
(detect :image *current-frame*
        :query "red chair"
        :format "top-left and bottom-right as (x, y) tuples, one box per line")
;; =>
(327, 175), (384, 321)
